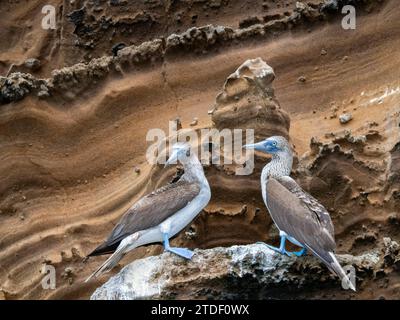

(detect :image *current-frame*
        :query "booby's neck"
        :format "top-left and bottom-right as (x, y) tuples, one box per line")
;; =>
(260, 151), (292, 203)
(262, 152), (293, 181)
(181, 155), (209, 189)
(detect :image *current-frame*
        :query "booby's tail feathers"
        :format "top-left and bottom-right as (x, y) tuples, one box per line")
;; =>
(87, 241), (120, 257)
(85, 233), (140, 282)
(307, 246), (356, 291)
(327, 252), (356, 291)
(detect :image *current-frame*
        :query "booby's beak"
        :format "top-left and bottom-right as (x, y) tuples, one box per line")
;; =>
(243, 141), (266, 153)
(165, 149), (179, 167)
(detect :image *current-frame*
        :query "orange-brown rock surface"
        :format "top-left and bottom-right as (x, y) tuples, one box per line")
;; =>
(1, 0), (399, 300)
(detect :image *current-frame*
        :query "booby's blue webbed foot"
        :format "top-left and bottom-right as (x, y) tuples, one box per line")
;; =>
(165, 247), (194, 260)
(291, 247), (307, 257)
(163, 233), (194, 260)
(256, 235), (293, 257)
(256, 242), (293, 256)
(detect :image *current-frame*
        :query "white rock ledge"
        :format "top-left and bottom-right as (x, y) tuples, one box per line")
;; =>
(90, 243), (380, 300)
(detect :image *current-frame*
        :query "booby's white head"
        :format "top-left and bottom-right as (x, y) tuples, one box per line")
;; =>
(243, 136), (292, 157)
(244, 136), (293, 177)
(165, 142), (208, 186)
(165, 142), (193, 167)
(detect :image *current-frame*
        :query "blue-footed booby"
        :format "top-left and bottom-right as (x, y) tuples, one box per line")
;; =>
(86, 142), (211, 281)
(244, 136), (355, 291)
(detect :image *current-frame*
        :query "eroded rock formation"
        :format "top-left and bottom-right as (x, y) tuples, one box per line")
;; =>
(0, 1), (386, 105)
(211, 57), (290, 139)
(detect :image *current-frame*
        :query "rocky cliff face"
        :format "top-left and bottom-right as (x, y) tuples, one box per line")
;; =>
(1, 0), (399, 300)
(90, 56), (400, 300)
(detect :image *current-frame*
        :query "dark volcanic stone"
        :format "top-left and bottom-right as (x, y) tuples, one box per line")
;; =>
(239, 16), (261, 29)
(111, 43), (127, 56)
(67, 8), (86, 26)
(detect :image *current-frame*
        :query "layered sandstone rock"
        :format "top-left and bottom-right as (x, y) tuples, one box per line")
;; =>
(211, 57), (290, 140)
(0, 0), (398, 301)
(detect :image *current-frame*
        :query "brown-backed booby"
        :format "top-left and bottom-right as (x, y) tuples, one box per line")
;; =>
(244, 136), (355, 291)
(85, 142), (211, 281)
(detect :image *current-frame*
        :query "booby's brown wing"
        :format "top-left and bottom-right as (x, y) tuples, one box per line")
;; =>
(265, 178), (355, 285)
(275, 176), (334, 236)
(88, 180), (201, 256)
(265, 178), (336, 254)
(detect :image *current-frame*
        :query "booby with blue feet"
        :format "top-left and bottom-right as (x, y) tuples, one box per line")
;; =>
(244, 136), (355, 291)
(86, 142), (211, 281)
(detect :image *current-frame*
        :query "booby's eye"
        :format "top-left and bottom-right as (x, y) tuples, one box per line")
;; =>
(272, 141), (277, 146)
